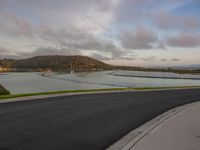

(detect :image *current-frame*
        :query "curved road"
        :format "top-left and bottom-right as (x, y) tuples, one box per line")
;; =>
(0, 89), (200, 150)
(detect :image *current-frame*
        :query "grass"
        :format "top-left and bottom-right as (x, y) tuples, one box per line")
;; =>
(0, 88), (128, 100)
(0, 84), (10, 95)
(1, 86), (200, 100)
(133, 86), (200, 90)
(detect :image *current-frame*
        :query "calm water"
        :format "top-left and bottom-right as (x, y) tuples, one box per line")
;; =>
(110, 70), (200, 79)
(1, 71), (200, 94)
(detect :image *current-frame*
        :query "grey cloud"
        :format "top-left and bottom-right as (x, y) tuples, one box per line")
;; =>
(0, 0), (126, 60)
(0, 11), (33, 38)
(18, 47), (81, 59)
(167, 34), (200, 48)
(90, 53), (111, 61)
(0, 55), (20, 59)
(0, 46), (81, 59)
(160, 58), (180, 62)
(0, 47), (21, 59)
(120, 26), (158, 50)
(1, 0), (120, 34)
(158, 42), (166, 49)
(1, 0), (198, 63)
(110, 50), (137, 60)
(2, 0), (119, 12)
(140, 56), (156, 61)
(0, 10), (123, 59)
(91, 48), (137, 61)
(37, 25), (119, 55)
(171, 58), (180, 61)
(0, 47), (10, 55)
(110, 49), (125, 59)
(118, 55), (137, 61)
(90, 48), (133, 61)
(160, 58), (167, 62)
(154, 11), (200, 30)
(38, 24), (135, 61)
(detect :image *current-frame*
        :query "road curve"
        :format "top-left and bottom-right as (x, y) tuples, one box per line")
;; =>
(0, 89), (200, 150)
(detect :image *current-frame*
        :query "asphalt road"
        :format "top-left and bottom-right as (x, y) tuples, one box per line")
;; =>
(0, 89), (200, 150)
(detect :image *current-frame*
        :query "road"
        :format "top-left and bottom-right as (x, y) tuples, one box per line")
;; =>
(0, 89), (200, 150)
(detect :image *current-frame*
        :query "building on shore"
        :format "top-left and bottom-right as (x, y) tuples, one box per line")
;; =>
(0, 66), (9, 72)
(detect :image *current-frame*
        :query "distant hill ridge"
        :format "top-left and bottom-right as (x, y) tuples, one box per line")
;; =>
(1, 55), (200, 74)
(0, 55), (111, 71)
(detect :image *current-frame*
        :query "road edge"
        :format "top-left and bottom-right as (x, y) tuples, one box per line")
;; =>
(107, 101), (200, 150)
(1, 87), (200, 103)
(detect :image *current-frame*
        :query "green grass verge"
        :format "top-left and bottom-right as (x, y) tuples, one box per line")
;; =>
(0, 84), (10, 95)
(0, 88), (128, 100)
(1, 86), (200, 100)
(133, 86), (200, 90)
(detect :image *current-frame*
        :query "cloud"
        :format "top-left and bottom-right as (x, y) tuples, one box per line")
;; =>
(171, 58), (180, 61)
(0, 47), (81, 59)
(28, 47), (81, 57)
(0, 47), (21, 59)
(118, 55), (137, 61)
(160, 58), (167, 62)
(1, 0), (121, 34)
(160, 58), (181, 62)
(0, 47), (10, 55)
(0, 0), (120, 38)
(154, 11), (200, 30)
(0, 0), (123, 59)
(36, 25), (121, 58)
(90, 53), (111, 61)
(167, 34), (200, 48)
(0, 11), (122, 59)
(0, 11), (33, 38)
(120, 26), (158, 50)
(158, 42), (166, 49)
(110, 50), (137, 60)
(140, 56), (156, 61)
(0, 0), (199, 65)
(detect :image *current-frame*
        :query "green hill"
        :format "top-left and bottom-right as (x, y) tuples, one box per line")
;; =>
(0, 55), (111, 71)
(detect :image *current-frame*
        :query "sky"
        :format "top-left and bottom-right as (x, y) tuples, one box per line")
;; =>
(0, 0), (200, 67)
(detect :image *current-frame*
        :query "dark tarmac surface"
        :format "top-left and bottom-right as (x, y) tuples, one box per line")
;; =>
(0, 88), (200, 150)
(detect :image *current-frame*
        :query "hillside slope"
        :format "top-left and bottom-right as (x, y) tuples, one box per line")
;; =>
(0, 55), (111, 71)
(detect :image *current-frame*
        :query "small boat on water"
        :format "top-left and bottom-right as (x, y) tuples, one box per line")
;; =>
(70, 70), (74, 74)
(42, 71), (53, 77)
(70, 64), (74, 74)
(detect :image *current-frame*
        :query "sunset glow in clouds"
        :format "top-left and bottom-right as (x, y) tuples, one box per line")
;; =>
(0, 0), (200, 66)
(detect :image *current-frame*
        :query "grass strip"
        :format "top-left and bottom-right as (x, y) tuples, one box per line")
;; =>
(1, 86), (200, 100)
(0, 84), (10, 95)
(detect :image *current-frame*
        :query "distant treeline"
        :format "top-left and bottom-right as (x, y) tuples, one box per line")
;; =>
(0, 84), (10, 95)
(115, 66), (200, 74)
(0, 55), (200, 74)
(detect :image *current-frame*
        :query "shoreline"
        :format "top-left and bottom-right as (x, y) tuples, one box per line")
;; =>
(108, 71), (200, 80)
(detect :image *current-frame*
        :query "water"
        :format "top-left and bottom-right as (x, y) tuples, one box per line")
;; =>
(1, 71), (200, 94)
(109, 70), (200, 80)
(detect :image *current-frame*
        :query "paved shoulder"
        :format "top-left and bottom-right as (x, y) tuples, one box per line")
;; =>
(130, 102), (200, 150)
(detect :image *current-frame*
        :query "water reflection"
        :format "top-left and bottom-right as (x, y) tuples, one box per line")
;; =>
(1, 71), (200, 94)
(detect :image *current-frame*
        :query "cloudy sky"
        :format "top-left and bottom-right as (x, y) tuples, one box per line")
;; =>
(0, 0), (200, 66)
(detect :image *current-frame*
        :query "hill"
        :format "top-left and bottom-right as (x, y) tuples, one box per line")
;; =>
(0, 55), (111, 71)
(1, 55), (199, 74)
